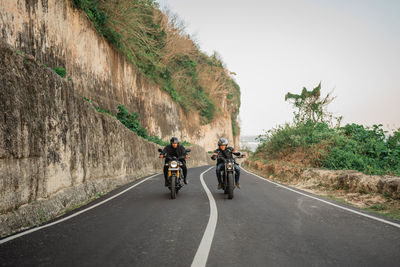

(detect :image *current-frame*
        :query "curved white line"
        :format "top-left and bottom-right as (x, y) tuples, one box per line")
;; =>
(191, 167), (217, 267)
(242, 168), (400, 229)
(0, 173), (160, 244)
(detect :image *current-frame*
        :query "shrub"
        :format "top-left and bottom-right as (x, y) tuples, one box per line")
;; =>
(255, 122), (400, 176)
(116, 104), (180, 146)
(117, 104), (148, 139)
(323, 124), (400, 175)
(53, 67), (66, 78)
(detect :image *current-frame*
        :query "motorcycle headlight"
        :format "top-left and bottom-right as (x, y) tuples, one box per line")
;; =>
(170, 161), (178, 168)
(227, 162), (233, 170)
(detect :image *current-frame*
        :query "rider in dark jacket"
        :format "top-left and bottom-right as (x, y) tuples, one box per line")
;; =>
(211, 138), (245, 189)
(160, 137), (189, 186)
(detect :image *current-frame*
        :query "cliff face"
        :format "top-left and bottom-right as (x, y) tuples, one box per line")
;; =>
(0, 0), (237, 151)
(0, 41), (211, 236)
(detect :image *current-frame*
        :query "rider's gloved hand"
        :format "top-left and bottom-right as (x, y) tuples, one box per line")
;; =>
(159, 154), (164, 158)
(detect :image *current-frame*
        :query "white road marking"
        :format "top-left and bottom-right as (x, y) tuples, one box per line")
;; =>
(243, 168), (400, 229)
(0, 173), (160, 244)
(191, 167), (217, 267)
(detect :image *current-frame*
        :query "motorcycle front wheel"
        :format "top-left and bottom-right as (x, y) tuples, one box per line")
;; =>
(170, 175), (176, 199)
(223, 174), (228, 194)
(227, 172), (234, 199)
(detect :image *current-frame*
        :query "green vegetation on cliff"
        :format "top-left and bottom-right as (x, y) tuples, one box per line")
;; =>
(116, 104), (168, 146)
(73, 0), (240, 128)
(83, 97), (190, 146)
(253, 84), (400, 176)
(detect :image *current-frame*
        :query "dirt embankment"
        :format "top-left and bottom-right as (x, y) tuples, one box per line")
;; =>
(243, 159), (400, 220)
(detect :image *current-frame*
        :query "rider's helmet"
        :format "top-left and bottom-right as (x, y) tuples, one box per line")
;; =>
(218, 138), (228, 146)
(170, 137), (179, 144)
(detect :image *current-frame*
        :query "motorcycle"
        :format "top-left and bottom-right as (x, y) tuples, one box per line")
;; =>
(217, 154), (245, 199)
(158, 148), (191, 199)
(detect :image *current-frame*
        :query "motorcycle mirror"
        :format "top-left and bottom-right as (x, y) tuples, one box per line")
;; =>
(186, 149), (191, 153)
(158, 149), (163, 153)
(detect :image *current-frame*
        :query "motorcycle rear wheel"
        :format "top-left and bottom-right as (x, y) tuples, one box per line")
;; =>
(223, 176), (228, 194)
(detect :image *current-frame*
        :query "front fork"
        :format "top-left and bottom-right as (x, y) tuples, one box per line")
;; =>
(223, 169), (235, 187)
(168, 169), (181, 185)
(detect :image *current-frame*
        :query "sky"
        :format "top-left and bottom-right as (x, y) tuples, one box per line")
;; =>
(156, 0), (400, 135)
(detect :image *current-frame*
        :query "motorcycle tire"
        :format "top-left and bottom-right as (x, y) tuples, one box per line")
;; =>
(227, 172), (234, 199)
(170, 176), (176, 199)
(223, 175), (228, 194)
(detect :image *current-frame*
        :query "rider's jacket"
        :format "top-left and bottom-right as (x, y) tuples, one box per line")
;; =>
(212, 147), (242, 165)
(162, 144), (188, 163)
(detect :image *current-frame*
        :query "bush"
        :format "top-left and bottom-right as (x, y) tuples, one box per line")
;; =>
(53, 67), (66, 78)
(117, 104), (149, 139)
(324, 124), (400, 175)
(255, 121), (400, 176)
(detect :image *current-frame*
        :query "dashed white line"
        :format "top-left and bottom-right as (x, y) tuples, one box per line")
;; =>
(0, 173), (160, 244)
(191, 167), (217, 267)
(242, 168), (400, 229)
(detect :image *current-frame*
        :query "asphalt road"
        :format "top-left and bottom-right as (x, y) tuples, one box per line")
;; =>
(1, 165), (400, 267)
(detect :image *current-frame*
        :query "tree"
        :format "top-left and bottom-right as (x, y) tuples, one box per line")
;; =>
(285, 83), (342, 126)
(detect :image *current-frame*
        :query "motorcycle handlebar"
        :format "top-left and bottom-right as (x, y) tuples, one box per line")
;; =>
(214, 155), (243, 162)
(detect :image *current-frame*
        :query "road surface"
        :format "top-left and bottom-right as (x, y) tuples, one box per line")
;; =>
(1, 165), (400, 266)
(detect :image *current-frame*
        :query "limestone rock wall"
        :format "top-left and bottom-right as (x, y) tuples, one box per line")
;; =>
(0, 41), (211, 237)
(0, 0), (237, 152)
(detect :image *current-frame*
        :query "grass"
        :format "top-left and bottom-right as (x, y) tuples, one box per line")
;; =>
(94, 191), (104, 199)
(327, 194), (400, 221)
(365, 206), (400, 221)
(38, 210), (46, 223)
(63, 191), (105, 215)
(72, 0), (240, 127)
(325, 194), (350, 205)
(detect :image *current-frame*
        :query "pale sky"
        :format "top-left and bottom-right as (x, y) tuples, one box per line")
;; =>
(157, 0), (400, 135)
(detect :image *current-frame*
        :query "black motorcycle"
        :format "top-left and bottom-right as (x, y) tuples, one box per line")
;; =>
(158, 148), (190, 199)
(217, 155), (244, 199)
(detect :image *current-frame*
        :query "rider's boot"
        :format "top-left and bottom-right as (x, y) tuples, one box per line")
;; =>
(184, 176), (188, 184)
(235, 182), (240, 188)
(217, 183), (222, 190)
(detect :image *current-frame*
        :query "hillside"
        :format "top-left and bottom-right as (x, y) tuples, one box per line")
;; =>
(0, 0), (241, 151)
